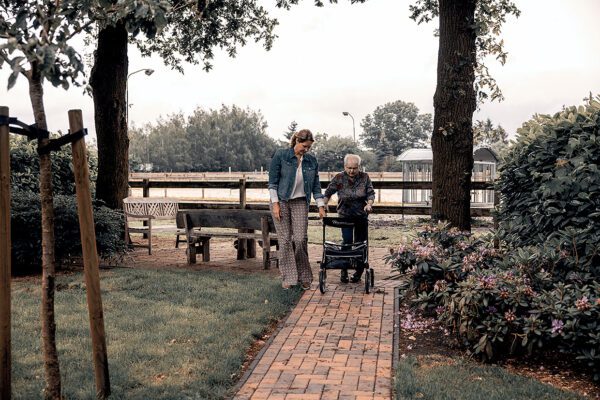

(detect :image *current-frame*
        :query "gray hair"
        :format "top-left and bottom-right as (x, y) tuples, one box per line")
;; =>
(344, 154), (361, 166)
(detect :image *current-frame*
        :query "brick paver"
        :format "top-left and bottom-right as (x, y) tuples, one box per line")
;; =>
(234, 247), (397, 400)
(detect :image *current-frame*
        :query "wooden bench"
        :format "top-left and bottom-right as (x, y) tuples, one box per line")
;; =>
(123, 197), (188, 255)
(176, 209), (278, 269)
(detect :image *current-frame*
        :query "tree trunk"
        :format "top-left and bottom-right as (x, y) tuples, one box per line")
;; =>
(90, 21), (129, 210)
(431, 0), (477, 231)
(28, 65), (62, 400)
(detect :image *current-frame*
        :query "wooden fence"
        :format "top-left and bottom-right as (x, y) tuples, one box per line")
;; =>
(128, 174), (496, 217)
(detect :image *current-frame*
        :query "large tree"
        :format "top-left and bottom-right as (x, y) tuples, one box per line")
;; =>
(91, 0), (278, 209)
(410, 0), (519, 230)
(360, 100), (432, 157)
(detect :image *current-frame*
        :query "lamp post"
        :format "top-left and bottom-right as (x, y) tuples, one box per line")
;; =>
(342, 111), (355, 143)
(126, 68), (154, 127)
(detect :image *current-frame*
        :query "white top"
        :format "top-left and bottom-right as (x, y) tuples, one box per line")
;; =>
(290, 158), (306, 199)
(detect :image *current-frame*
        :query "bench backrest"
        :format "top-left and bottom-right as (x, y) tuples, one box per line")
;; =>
(177, 209), (275, 232)
(123, 197), (179, 221)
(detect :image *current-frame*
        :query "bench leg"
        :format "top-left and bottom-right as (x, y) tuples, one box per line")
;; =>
(262, 248), (270, 269)
(201, 238), (210, 262)
(247, 237), (256, 259)
(237, 234), (247, 261)
(188, 241), (197, 264)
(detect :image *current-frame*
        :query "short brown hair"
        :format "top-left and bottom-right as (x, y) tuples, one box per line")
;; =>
(290, 129), (314, 147)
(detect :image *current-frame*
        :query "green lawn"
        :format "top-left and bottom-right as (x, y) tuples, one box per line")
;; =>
(11, 268), (301, 399)
(395, 356), (584, 400)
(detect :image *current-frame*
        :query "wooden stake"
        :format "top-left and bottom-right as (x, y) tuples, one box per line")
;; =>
(68, 110), (110, 398)
(0, 106), (11, 400)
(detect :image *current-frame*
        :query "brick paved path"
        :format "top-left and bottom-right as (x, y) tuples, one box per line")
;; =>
(234, 248), (397, 400)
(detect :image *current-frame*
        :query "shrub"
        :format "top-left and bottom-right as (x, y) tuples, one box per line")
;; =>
(8, 136), (122, 272)
(387, 224), (600, 380)
(10, 191), (125, 273)
(496, 97), (600, 272)
(10, 135), (98, 195)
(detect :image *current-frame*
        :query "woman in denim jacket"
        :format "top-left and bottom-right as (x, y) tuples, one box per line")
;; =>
(268, 129), (326, 289)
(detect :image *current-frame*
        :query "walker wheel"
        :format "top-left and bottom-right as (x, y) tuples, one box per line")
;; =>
(370, 268), (375, 288)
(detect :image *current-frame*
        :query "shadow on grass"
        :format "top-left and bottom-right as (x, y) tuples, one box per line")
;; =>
(11, 268), (301, 399)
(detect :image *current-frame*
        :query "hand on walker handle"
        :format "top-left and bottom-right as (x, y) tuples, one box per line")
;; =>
(318, 206), (327, 219)
(272, 202), (281, 222)
(364, 204), (373, 214)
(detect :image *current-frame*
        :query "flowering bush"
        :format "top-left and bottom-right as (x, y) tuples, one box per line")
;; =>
(388, 224), (600, 380)
(386, 223), (500, 303)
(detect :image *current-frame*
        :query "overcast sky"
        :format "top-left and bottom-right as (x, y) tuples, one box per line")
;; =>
(1, 0), (599, 144)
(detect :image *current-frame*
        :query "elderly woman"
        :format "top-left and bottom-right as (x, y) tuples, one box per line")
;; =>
(269, 129), (326, 289)
(323, 154), (375, 283)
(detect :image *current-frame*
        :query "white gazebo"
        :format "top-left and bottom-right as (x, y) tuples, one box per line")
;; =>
(397, 147), (497, 205)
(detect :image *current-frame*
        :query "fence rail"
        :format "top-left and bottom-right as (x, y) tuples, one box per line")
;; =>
(128, 175), (496, 217)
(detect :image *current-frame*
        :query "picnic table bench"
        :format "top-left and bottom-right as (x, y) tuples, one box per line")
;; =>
(176, 209), (278, 269)
(123, 197), (190, 254)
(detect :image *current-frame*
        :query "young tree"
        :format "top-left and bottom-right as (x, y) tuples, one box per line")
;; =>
(360, 100), (432, 157)
(91, 0), (278, 209)
(0, 2), (92, 397)
(473, 118), (508, 146)
(284, 120), (299, 141)
(410, 0), (519, 230)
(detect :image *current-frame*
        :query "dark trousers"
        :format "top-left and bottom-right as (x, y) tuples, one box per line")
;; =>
(341, 216), (368, 279)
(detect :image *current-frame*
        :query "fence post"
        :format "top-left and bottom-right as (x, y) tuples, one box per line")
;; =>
(68, 110), (110, 399)
(0, 106), (11, 400)
(378, 171), (383, 203)
(237, 178), (254, 259)
(142, 178), (150, 198)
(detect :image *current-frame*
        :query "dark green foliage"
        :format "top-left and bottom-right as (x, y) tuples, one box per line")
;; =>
(497, 98), (600, 272)
(129, 105), (278, 172)
(9, 136), (98, 195)
(134, 0), (278, 72)
(9, 137), (124, 272)
(10, 192), (125, 273)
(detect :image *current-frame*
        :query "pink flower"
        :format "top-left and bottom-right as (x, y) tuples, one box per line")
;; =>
(576, 296), (590, 311)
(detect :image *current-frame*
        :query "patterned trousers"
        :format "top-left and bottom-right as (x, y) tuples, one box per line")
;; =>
(271, 198), (312, 286)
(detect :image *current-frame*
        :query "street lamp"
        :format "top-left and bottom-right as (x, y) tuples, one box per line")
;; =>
(126, 68), (154, 127)
(342, 111), (356, 143)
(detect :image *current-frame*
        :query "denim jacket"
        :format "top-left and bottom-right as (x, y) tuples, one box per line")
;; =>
(268, 148), (324, 206)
